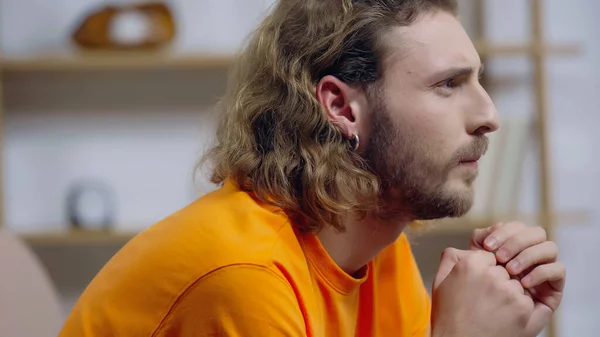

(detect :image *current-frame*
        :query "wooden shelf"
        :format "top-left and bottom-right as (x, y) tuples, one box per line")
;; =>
(0, 50), (235, 72)
(474, 41), (581, 57)
(0, 41), (580, 73)
(20, 229), (137, 245)
(16, 210), (589, 245)
(412, 209), (590, 235)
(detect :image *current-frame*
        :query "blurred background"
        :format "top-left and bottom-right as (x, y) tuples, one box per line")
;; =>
(0, 0), (597, 336)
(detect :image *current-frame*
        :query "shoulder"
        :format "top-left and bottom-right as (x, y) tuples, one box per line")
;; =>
(114, 180), (305, 291)
(61, 182), (307, 336)
(153, 263), (307, 336)
(126, 180), (297, 275)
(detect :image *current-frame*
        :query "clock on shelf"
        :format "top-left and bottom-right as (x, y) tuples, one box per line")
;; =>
(66, 179), (116, 231)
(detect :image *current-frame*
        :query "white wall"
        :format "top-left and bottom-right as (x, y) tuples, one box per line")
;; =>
(1, 0), (598, 335)
(471, 1), (600, 335)
(0, 0), (276, 55)
(3, 70), (225, 232)
(0, 0), (275, 232)
(543, 0), (600, 334)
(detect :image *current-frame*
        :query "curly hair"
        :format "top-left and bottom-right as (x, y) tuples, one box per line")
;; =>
(201, 0), (458, 232)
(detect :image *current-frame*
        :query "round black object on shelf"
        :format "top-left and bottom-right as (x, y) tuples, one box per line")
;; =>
(66, 179), (116, 230)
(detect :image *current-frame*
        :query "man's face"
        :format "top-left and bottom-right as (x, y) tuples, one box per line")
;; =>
(364, 10), (499, 221)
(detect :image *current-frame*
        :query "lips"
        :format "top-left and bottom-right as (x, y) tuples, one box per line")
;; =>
(459, 156), (481, 163)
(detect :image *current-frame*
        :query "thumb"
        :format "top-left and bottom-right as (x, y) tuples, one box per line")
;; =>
(469, 222), (504, 250)
(433, 248), (469, 290)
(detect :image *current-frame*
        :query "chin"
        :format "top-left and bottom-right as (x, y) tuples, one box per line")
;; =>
(449, 201), (473, 218)
(434, 184), (475, 218)
(448, 177), (476, 196)
(450, 192), (474, 217)
(385, 177), (475, 221)
(408, 191), (473, 221)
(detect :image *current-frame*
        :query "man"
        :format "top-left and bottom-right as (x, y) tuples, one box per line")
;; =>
(60, 0), (565, 336)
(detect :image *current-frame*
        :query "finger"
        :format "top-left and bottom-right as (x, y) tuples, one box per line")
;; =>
(507, 278), (525, 295)
(490, 265), (511, 281)
(505, 241), (558, 275)
(495, 226), (548, 264)
(525, 302), (554, 337)
(515, 265), (535, 283)
(433, 248), (468, 289)
(521, 262), (566, 291)
(464, 250), (498, 268)
(482, 221), (526, 251)
(469, 222), (504, 250)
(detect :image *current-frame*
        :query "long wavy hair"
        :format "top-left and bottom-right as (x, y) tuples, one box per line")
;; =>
(201, 0), (458, 232)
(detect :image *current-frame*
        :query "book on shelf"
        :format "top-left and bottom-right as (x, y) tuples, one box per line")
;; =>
(470, 116), (533, 219)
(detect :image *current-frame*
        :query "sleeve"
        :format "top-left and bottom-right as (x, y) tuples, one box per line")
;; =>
(152, 264), (307, 337)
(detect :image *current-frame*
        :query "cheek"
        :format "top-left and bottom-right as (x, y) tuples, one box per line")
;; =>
(384, 87), (464, 159)
(394, 107), (458, 160)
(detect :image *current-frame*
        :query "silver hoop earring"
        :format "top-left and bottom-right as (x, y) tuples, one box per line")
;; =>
(351, 132), (360, 151)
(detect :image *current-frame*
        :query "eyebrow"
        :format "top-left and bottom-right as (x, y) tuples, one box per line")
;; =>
(429, 63), (485, 83)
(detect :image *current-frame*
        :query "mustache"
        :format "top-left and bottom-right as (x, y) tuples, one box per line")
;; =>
(451, 136), (489, 165)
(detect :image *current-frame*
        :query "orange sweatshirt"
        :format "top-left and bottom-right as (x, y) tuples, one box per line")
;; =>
(59, 180), (431, 336)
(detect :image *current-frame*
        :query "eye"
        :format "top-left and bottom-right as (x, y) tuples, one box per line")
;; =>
(434, 74), (467, 96)
(443, 78), (459, 88)
(437, 77), (462, 92)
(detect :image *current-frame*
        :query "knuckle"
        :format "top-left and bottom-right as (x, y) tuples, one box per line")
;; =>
(547, 240), (559, 253)
(463, 253), (477, 265)
(536, 266), (549, 280)
(462, 252), (482, 269)
(511, 279), (524, 291)
(534, 226), (548, 240)
(500, 286), (518, 305)
(469, 250), (489, 263)
(556, 262), (567, 277)
(471, 228), (486, 240)
(441, 247), (457, 258)
(491, 222), (504, 230)
(510, 221), (526, 229)
(505, 236), (524, 251)
(459, 250), (495, 271)
(474, 249), (492, 258)
(488, 266), (509, 284)
(515, 296), (534, 319)
(505, 280), (524, 299)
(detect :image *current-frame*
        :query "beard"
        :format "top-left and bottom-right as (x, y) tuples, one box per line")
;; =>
(364, 95), (488, 222)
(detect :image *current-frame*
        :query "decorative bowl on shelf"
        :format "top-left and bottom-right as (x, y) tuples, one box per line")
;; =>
(71, 2), (176, 51)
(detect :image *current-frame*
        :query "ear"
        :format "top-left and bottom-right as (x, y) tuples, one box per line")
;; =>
(316, 75), (368, 144)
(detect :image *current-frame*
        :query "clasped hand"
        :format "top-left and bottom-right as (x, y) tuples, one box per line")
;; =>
(431, 222), (566, 337)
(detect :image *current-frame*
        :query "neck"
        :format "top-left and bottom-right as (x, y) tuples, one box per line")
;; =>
(316, 215), (410, 276)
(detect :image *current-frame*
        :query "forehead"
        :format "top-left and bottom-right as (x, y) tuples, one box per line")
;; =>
(380, 10), (480, 77)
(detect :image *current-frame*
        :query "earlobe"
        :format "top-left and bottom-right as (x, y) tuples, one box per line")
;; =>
(350, 132), (360, 151)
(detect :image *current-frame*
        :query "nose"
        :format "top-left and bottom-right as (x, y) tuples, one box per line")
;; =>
(468, 85), (500, 136)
